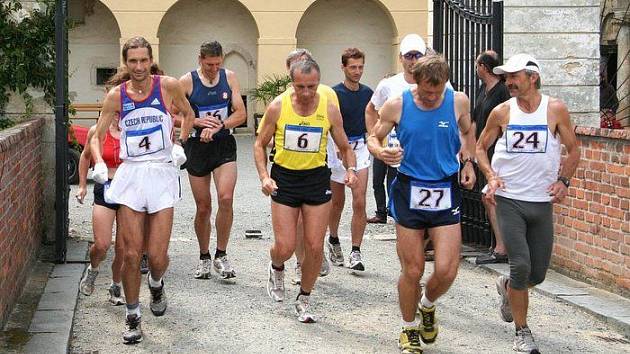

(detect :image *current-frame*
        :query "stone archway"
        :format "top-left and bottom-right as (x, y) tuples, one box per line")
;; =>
(68, 0), (121, 105)
(296, 0), (397, 89)
(158, 0), (259, 129)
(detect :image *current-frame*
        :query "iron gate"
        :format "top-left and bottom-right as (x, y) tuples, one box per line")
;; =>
(432, 0), (504, 248)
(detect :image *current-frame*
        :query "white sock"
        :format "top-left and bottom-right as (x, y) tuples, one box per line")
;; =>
(111, 281), (121, 288)
(402, 320), (419, 328)
(125, 303), (141, 317)
(148, 273), (162, 288)
(420, 293), (435, 308)
(88, 264), (99, 272)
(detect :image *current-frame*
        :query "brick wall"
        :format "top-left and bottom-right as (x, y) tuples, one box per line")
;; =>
(0, 118), (45, 328)
(553, 126), (630, 298)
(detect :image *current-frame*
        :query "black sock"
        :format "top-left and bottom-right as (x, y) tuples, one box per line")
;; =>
(200, 251), (211, 260)
(271, 263), (285, 271)
(215, 249), (226, 259)
(328, 235), (340, 245)
(352, 246), (361, 252)
(298, 288), (311, 299)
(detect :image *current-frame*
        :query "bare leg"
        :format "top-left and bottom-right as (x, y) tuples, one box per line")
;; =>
(300, 202), (331, 292)
(350, 168), (368, 247)
(118, 206), (145, 305)
(189, 174), (213, 254)
(270, 202), (299, 266)
(396, 223), (426, 322)
(212, 162), (237, 252)
(328, 181), (346, 238)
(423, 224), (461, 302)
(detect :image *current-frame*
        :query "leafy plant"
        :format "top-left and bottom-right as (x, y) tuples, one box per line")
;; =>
(250, 74), (291, 107)
(0, 0), (57, 128)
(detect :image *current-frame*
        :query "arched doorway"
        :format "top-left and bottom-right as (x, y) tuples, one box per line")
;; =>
(296, 0), (396, 89)
(68, 0), (121, 106)
(158, 0), (259, 130)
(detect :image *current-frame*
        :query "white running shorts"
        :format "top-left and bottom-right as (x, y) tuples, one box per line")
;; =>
(105, 161), (181, 213)
(330, 144), (371, 184)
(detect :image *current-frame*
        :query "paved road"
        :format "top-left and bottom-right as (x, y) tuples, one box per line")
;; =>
(68, 136), (629, 353)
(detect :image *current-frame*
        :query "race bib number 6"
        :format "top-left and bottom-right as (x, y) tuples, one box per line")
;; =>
(506, 124), (548, 153)
(125, 125), (165, 157)
(284, 125), (323, 153)
(410, 181), (452, 211)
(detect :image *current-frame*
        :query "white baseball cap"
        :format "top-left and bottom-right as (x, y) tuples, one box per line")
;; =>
(493, 54), (541, 75)
(399, 34), (427, 55)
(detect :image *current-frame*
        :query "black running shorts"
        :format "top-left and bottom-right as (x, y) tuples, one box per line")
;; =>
(270, 164), (332, 208)
(183, 135), (237, 177)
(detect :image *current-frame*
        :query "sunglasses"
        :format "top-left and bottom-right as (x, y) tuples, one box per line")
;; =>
(403, 52), (424, 60)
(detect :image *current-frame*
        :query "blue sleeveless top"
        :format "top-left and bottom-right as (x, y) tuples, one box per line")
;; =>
(187, 69), (232, 139)
(398, 88), (461, 181)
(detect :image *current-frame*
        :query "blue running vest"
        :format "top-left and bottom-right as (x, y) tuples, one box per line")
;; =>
(188, 69), (232, 139)
(398, 88), (461, 181)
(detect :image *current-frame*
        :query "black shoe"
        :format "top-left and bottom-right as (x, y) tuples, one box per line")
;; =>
(122, 314), (142, 344)
(475, 251), (508, 265)
(367, 215), (386, 224)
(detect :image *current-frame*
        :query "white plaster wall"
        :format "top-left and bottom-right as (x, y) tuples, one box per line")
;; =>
(68, 1), (121, 105)
(296, 0), (396, 90)
(503, 0), (601, 127)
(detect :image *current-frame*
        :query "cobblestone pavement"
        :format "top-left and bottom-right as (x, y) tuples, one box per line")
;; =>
(68, 136), (629, 353)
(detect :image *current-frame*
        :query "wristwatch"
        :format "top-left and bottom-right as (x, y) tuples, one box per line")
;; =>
(176, 137), (185, 146)
(461, 156), (475, 166)
(347, 166), (358, 173)
(557, 176), (570, 188)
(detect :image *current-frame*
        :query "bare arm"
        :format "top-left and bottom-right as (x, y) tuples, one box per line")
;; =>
(365, 101), (379, 134)
(164, 76), (194, 142)
(91, 89), (120, 164)
(455, 92), (475, 160)
(254, 98), (281, 182)
(173, 73), (193, 128)
(476, 104), (507, 181)
(78, 126), (96, 189)
(328, 103), (355, 169)
(224, 70), (247, 129)
(367, 97), (402, 165)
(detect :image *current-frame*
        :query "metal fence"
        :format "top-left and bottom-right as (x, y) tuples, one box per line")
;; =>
(433, 0), (504, 248)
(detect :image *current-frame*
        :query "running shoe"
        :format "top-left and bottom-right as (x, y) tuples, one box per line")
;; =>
(140, 254), (149, 274)
(79, 266), (99, 296)
(348, 250), (365, 271)
(326, 238), (344, 266)
(513, 327), (540, 353)
(295, 294), (316, 323)
(496, 275), (513, 322)
(108, 284), (125, 306)
(122, 314), (142, 344)
(398, 326), (423, 353)
(267, 262), (285, 302)
(147, 275), (167, 316)
(418, 304), (438, 344)
(320, 257), (330, 277)
(194, 258), (212, 279)
(213, 255), (236, 279)
(291, 263), (301, 285)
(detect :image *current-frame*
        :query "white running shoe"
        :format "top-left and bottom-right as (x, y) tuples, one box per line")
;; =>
(319, 257), (330, 277)
(348, 250), (365, 271)
(122, 314), (142, 344)
(267, 262), (285, 302)
(496, 275), (513, 322)
(291, 263), (302, 285)
(213, 255), (236, 279)
(194, 258), (212, 279)
(79, 266), (99, 296)
(513, 327), (540, 353)
(108, 284), (125, 306)
(326, 238), (344, 266)
(295, 294), (316, 323)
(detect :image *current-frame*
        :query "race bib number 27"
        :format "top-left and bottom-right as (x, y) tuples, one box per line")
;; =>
(283, 125), (323, 153)
(410, 181), (452, 211)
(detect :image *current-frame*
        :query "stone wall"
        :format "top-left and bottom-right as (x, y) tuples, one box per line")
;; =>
(553, 127), (630, 297)
(0, 118), (45, 328)
(503, 0), (601, 127)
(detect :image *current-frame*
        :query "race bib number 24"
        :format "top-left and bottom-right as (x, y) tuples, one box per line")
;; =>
(506, 124), (548, 153)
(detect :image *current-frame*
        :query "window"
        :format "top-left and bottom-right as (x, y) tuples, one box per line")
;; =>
(96, 68), (118, 86)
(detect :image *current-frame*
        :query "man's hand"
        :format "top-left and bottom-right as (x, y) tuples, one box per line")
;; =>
(194, 115), (223, 130)
(460, 162), (476, 190)
(378, 146), (403, 166)
(547, 181), (568, 203)
(171, 144), (187, 168)
(344, 171), (358, 188)
(92, 162), (108, 184)
(261, 177), (278, 196)
(199, 125), (222, 143)
(484, 176), (505, 206)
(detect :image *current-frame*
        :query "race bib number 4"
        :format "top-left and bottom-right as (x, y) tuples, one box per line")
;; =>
(506, 124), (548, 153)
(284, 125), (323, 153)
(410, 181), (452, 211)
(125, 125), (165, 157)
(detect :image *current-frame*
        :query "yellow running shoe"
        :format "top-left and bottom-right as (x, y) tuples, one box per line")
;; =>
(419, 305), (438, 343)
(398, 326), (423, 353)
